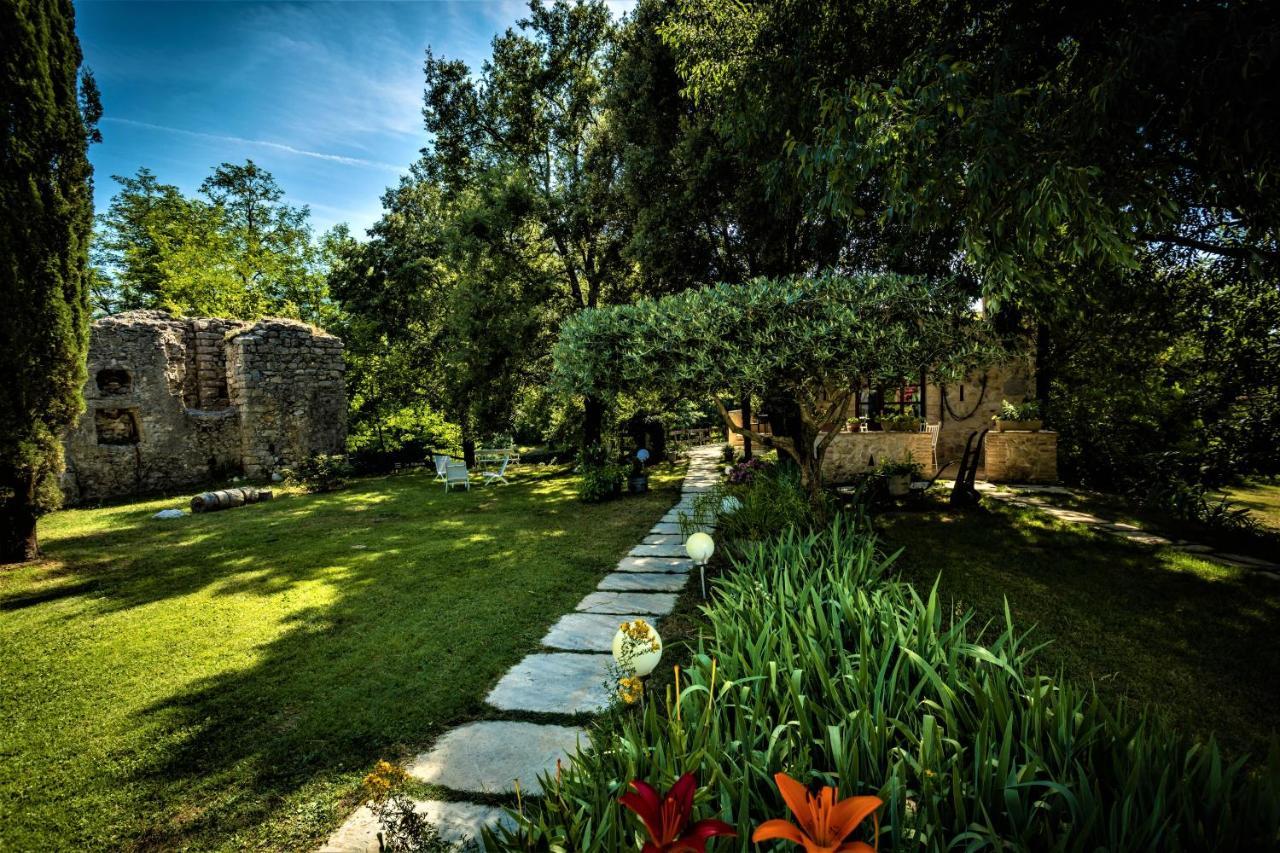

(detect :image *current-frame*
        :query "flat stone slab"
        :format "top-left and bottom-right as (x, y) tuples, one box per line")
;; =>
(630, 542), (689, 558)
(617, 556), (692, 573)
(1215, 552), (1280, 568)
(407, 721), (585, 794)
(1105, 529), (1172, 546)
(321, 799), (513, 852)
(642, 534), (684, 545)
(650, 521), (683, 534)
(543, 612), (645, 651)
(1171, 542), (1215, 553)
(576, 591), (677, 615)
(598, 572), (689, 592)
(486, 653), (612, 714)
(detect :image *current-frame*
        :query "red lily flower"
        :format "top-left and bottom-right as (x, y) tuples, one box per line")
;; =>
(752, 772), (882, 853)
(619, 772), (737, 853)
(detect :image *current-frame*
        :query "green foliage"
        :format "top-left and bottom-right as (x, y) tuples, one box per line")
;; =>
(1, 0), (99, 561)
(876, 454), (922, 479)
(555, 272), (996, 495)
(878, 412), (921, 433)
(577, 445), (627, 503)
(284, 453), (353, 493)
(93, 162), (334, 324)
(682, 462), (824, 545)
(495, 518), (1280, 851)
(995, 399), (1041, 422)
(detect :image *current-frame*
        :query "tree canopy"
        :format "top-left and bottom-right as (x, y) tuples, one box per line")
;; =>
(554, 272), (997, 495)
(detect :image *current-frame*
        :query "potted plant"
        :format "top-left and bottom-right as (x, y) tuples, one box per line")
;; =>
(880, 411), (921, 432)
(992, 399), (1043, 431)
(628, 448), (651, 493)
(877, 454), (923, 497)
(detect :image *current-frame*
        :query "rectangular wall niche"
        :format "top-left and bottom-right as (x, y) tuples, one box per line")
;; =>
(95, 408), (140, 445)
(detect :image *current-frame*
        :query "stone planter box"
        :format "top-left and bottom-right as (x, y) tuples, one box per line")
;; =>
(994, 419), (1043, 432)
(984, 430), (1057, 483)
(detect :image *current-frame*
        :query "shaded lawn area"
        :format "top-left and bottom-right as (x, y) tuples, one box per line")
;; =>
(1224, 479), (1280, 532)
(877, 498), (1280, 758)
(0, 462), (684, 851)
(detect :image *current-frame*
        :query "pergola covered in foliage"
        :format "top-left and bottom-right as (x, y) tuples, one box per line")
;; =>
(554, 272), (997, 499)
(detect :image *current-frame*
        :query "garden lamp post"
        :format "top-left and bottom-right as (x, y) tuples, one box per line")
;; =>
(686, 531), (715, 598)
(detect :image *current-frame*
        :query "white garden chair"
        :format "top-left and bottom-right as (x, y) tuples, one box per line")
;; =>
(432, 454), (450, 482)
(481, 453), (512, 487)
(445, 460), (470, 492)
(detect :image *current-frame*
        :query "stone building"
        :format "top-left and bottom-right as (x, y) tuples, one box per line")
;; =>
(61, 311), (345, 503)
(728, 355), (1060, 484)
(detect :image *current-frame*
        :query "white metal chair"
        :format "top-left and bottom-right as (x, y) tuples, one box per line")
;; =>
(445, 460), (470, 492)
(481, 453), (512, 486)
(432, 454), (450, 482)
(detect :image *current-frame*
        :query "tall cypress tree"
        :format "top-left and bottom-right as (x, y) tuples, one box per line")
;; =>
(1, 0), (100, 563)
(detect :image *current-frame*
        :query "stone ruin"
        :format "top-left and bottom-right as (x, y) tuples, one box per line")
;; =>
(61, 310), (346, 503)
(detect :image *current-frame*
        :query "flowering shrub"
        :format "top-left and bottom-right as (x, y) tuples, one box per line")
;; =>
(491, 517), (1280, 851)
(363, 760), (476, 851)
(726, 457), (768, 485)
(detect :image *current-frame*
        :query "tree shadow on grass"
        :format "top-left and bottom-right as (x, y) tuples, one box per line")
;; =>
(879, 501), (1280, 758)
(4, 465), (683, 850)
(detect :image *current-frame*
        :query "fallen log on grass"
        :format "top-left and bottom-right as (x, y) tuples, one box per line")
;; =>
(191, 486), (274, 513)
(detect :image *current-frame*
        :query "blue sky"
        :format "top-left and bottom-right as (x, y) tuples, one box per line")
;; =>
(75, 1), (631, 237)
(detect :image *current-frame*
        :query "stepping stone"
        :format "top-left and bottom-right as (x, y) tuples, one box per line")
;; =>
(407, 721), (585, 794)
(642, 534), (684, 545)
(543, 612), (645, 651)
(617, 556), (692, 573)
(649, 522), (685, 535)
(320, 800), (513, 852)
(576, 591), (677, 615)
(1106, 529), (1172, 546)
(1215, 552), (1280, 569)
(1042, 508), (1105, 524)
(1171, 542), (1214, 554)
(486, 653), (612, 714)
(598, 572), (689, 593)
(630, 542), (688, 558)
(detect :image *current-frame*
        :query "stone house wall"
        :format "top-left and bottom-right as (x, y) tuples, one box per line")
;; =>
(62, 311), (345, 504)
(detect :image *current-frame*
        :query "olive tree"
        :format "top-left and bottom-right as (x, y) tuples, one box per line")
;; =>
(554, 273), (995, 503)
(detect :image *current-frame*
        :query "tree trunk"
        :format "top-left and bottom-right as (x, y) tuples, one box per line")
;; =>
(741, 394), (753, 460)
(1035, 321), (1054, 418)
(1, 475), (40, 564)
(460, 411), (476, 468)
(582, 395), (605, 450)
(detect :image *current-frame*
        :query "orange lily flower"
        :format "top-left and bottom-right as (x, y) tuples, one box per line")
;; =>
(752, 773), (882, 853)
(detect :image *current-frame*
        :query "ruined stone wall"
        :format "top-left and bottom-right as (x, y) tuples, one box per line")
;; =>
(62, 311), (345, 503)
(227, 319), (346, 477)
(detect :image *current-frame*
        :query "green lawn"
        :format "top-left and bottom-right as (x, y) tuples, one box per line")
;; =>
(0, 463), (684, 851)
(877, 498), (1280, 758)
(1224, 479), (1280, 531)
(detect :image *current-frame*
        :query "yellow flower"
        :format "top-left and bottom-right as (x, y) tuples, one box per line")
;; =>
(362, 760), (408, 803)
(618, 676), (644, 704)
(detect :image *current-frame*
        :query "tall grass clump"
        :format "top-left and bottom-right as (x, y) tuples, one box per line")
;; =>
(491, 517), (1280, 851)
(680, 460), (829, 546)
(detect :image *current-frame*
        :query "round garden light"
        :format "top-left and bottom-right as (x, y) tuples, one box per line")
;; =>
(612, 619), (663, 677)
(686, 531), (715, 598)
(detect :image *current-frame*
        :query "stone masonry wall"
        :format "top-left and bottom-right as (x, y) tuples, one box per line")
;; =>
(822, 432), (936, 483)
(227, 319), (345, 478)
(62, 311), (345, 503)
(984, 431), (1059, 483)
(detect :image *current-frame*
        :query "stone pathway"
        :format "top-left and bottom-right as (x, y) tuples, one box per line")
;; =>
(321, 446), (723, 851)
(977, 482), (1280, 578)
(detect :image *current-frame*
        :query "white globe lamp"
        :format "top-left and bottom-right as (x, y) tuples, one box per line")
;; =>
(612, 620), (663, 677)
(686, 531), (715, 598)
